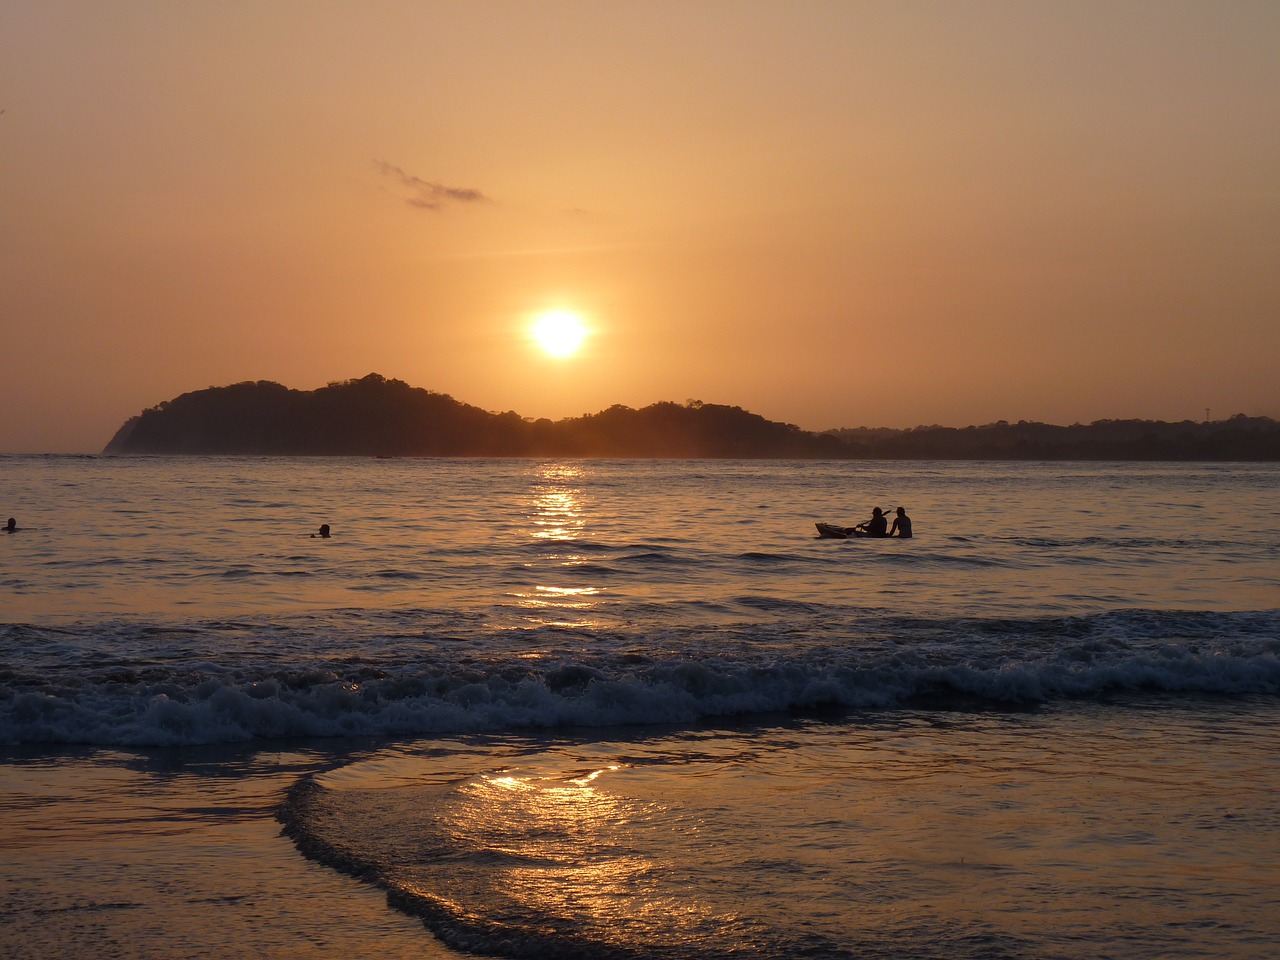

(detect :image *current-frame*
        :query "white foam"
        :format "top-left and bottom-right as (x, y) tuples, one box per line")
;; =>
(2, 610), (1277, 746)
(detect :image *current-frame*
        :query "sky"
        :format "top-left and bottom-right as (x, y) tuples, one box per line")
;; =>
(2, 1), (1277, 453)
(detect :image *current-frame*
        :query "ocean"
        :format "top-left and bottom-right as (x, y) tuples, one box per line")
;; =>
(2, 456), (1277, 959)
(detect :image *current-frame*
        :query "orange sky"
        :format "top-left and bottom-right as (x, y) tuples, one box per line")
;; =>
(2, 1), (1277, 453)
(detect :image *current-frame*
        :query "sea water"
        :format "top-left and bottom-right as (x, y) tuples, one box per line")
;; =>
(1, 456), (1277, 959)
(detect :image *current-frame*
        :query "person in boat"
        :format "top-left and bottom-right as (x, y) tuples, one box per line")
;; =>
(889, 507), (912, 538)
(854, 507), (888, 538)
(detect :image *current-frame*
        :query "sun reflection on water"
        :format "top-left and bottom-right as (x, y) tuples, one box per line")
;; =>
(528, 585), (601, 608)
(529, 464), (586, 542)
(448, 766), (725, 949)
(516, 464), (606, 627)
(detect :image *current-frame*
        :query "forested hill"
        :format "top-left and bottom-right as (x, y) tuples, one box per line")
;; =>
(102, 374), (845, 458)
(826, 418), (1280, 461)
(103, 374), (1280, 460)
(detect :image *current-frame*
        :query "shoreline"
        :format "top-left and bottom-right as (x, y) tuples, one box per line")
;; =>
(0, 742), (460, 960)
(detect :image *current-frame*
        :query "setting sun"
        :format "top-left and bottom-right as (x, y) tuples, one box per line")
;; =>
(530, 310), (588, 358)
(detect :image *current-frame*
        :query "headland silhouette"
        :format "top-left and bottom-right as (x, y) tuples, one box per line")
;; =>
(102, 373), (1280, 460)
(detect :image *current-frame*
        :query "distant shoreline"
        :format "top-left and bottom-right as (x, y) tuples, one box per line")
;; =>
(102, 373), (1280, 461)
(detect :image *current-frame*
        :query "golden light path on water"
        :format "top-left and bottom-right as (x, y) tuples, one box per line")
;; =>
(493, 464), (727, 942)
(514, 463), (605, 629)
(306, 699), (1280, 960)
(526, 462), (586, 539)
(440, 763), (727, 951)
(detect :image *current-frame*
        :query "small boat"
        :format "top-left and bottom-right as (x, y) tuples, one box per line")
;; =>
(815, 522), (856, 539)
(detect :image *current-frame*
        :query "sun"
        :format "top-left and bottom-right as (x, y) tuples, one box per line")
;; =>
(530, 310), (588, 358)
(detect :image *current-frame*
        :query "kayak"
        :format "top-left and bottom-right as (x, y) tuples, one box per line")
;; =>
(815, 522), (856, 539)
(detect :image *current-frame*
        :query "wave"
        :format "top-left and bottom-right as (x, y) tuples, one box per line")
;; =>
(735, 551), (808, 565)
(616, 550), (690, 566)
(280, 776), (1016, 960)
(1, 609), (1276, 747)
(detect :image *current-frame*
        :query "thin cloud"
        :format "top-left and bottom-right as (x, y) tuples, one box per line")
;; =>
(375, 160), (490, 211)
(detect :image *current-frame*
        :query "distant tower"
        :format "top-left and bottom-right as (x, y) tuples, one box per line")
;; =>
(1205, 407), (1211, 423)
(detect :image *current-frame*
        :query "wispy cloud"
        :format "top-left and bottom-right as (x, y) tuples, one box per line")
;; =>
(375, 160), (490, 211)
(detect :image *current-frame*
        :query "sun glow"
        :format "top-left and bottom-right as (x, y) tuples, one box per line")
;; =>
(530, 310), (588, 358)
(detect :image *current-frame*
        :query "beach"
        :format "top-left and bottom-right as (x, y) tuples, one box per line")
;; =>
(2, 741), (456, 959)
(3, 456), (1278, 958)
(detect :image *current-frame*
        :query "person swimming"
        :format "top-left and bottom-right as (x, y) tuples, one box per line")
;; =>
(312, 524), (331, 539)
(4, 517), (15, 533)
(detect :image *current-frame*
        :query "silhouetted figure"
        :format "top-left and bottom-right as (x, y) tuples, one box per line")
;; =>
(312, 524), (331, 539)
(4, 517), (15, 533)
(855, 507), (888, 538)
(889, 507), (912, 538)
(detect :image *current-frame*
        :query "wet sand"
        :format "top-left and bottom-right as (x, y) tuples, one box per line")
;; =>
(0, 743), (460, 960)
